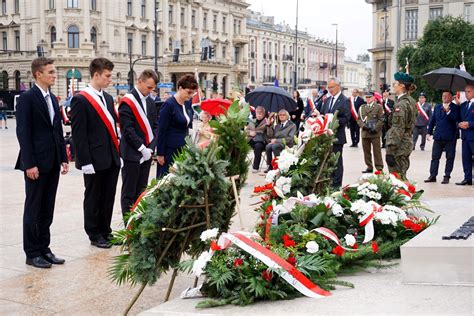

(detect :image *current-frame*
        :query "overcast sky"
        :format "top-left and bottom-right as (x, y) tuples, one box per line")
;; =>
(247, 0), (373, 60)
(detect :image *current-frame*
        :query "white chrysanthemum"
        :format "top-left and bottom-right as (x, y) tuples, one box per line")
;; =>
(331, 203), (344, 217)
(305, 241), (319, 253)
(276, 150), (299, 172)
(275, 176), (292, 195)
(192, 250), (214, 277)
(368, 184), (378, 191)
(360, 173), (377, 180)
(383, 205), (408, 221)
(350, 199), (374, 216)
(199, 228), (219, 241)
(375, 210), (399, 226)
(344, 234), (356, 247)
(265, 169), (280, 183)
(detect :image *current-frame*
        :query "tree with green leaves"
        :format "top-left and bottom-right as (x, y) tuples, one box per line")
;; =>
(397, 16), (474, 102)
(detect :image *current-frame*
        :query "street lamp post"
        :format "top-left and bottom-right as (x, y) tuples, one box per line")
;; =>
(332, 23), (338, 78)
(293, 0), (299, 91)
(383, 0), (388, 85)
(154, 6), (162, 79)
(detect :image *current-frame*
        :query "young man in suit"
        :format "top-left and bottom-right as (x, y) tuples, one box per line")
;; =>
(71, 58), (120, 248)
(119, 70), (158, 219)
(349, 89), (365, 147)
(319, 77), (351, 188)
(425, 91), (459, 184)
(15, 57), (69, 268)
(456, 84), (474, 186)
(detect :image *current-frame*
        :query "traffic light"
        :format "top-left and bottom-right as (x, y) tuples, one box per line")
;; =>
(172, 48), (180, 62)
(201, 46), (208, 61)
(208, 45), (215, 59)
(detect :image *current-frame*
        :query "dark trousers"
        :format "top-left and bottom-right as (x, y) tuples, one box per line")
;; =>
(349, 120), (360, 145)
(413, 126), (428, 149)
(156, 146), (182, 178)
(83, 166), (120, 241)
(121, 160), (152, 218)
(332, 144), (344, 188)
(429, 139), (456, 178)
(362, 137), (384, 171)
(265, 142), (285, 167)
(381, 124), (389, 147)
(250, 140), (265, 170)
(461, 140), (474, 181)
(23, 166), (60, 258)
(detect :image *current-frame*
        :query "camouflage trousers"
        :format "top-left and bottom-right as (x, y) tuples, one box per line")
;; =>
(388, 154), (411, 179)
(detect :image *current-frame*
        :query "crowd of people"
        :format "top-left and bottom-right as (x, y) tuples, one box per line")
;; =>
(14, 56), (473, 270)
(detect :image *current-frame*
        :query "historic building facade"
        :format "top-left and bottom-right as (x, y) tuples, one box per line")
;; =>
(366, 0), (472, 90)
(0, 0), (250, 98)
(343, 57), (372, 96)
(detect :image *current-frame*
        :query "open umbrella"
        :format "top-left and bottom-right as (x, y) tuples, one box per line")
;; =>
(200, 98), (232, 116)
(245, 86), (297, 113)
(423, 67), (474, 92)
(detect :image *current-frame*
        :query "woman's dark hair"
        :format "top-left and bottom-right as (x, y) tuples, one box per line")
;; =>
(177, 74), (198, 90)
(293, 90), (300, 99)
(402, 82), (417, 94)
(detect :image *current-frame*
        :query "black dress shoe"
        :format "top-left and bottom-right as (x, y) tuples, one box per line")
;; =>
(26, 256), (52, 268)
(362, 169), (373, 173)
(43, 253), (65, 264)
(350, 144), (357, 147)
(424, 176), (436, 183)
(455, 180), (472, 186)
(441, 176), (450, 184)
(91, 237), (112, 249)
(263, 167), (272, 174)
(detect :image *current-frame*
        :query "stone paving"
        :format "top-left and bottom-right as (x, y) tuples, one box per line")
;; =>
(0, 119), (472, 315)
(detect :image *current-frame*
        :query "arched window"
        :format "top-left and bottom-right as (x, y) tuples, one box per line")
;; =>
(14, 70), (20, 90)
(68, 25), (79, 48)
(1, 71), (8, 89)
(50, 26), (56, 48)
(90, 27), (97, 49)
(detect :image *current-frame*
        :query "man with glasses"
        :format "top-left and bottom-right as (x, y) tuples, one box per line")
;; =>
(15, 57), (69, 268)
(319, 77), (351, 188)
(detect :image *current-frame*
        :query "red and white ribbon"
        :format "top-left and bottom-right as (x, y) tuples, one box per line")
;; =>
(359, 211), (375, 244)
(349, 98), (358, 121)
(120, 94), (154, 145)
(383, 100), (392, 114)
(308, 97), (315, 112)
(218, 232), (331, 298)
(416, 102), (429, 121)
(306, 114), (334, 136)
(311, 227), (357, 251)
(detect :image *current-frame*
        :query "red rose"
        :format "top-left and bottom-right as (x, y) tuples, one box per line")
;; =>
(287, 254), (297, 266)
(271, 157), (279, 170)
(233, 258), (244, 267)
(352, 243), (358, 250)
(374, 170), (382, 175)
(262, 270), (273, 282)
(210, 240), (222, 251)
(407, 183), (416, 194)
(332, 245), (345, 257)
(282, 234), (296, 248)
(265, 205), (273, 215)
(371, 241), (379, 254)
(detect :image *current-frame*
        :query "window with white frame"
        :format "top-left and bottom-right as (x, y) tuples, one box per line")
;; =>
(464, 4), (471, 23)
(429, 7), (443, 20)
(405, 9), (418, 41)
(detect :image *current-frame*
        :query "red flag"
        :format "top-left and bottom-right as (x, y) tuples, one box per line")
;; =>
(192, 69), (201, 107)
(307, 97), (315, 111)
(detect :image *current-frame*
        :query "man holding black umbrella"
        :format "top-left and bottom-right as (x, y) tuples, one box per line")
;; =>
(319, 77), (351, 188)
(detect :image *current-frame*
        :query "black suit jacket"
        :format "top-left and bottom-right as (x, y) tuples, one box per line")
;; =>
(15, 85), (67, 172)
(119, 89), (158, 162)
(320, 93), (351, 145)
(350, 96), (365, 122)
(70, 90), (120, 171)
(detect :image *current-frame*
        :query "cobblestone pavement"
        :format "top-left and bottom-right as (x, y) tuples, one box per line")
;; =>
(0, 119), (472, 315)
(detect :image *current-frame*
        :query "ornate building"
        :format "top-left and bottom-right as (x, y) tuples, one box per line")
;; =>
(0, 0), (250, 98)
(366, 0), (472, 90)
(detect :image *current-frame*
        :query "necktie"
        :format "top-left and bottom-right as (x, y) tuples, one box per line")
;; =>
(45, 94), (54, 123)
(98, 95), (106, 108)
(329, 97), (335, 112)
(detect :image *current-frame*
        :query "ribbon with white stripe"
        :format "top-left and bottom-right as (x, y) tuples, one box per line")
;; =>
(416, 102), (430, 121)
(121, 93), (154, 145)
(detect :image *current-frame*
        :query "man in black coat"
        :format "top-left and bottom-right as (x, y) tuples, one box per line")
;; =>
(348, 89), (365, 147)
(319, 77), (351, 188)
(15, 57), (69, 268)
(71, 58), (120, 248)
(119, 70), (158, 220)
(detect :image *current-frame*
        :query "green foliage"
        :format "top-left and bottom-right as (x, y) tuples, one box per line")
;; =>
(397, 16), (474, 102)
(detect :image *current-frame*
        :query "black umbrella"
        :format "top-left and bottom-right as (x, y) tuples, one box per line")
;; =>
(245, 86), (297, 113)
(423, 67), (474, 92)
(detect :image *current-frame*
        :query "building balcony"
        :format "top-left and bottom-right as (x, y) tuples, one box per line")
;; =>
(233, 34), (249, 45)
(232, 63), (248, 73)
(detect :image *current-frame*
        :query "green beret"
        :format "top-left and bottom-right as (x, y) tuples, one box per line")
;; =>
(394, 71), (414, 83)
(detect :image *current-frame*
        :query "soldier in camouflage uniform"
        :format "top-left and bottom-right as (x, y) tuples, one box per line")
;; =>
(385, 72), (417, 180)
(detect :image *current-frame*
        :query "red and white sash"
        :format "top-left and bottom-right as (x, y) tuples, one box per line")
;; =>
(383, 100), (391, 114)
(120, 94), (154, 145)
(307, 97), (315, 112)
(218, 232), (331, 298)
(349, 97), (358, 120)
(416, 102), (429, 121)
(79, 87), (119, 152)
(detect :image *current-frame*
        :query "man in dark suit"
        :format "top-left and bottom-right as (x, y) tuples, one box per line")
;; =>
(456, 84), (474, 185)
(319, 77), (351, 188)
(349, 89), (365, 147)
(264, 110), (297, 172)
(424, 91), (459, 184)
(71, 58), (121, 248)
(15, 57), (69, 268)
(381, 89), (395, 148)
(119, 70), (158, 219)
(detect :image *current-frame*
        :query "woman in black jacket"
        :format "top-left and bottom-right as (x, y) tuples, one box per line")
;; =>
(290, 90), (304, 131)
